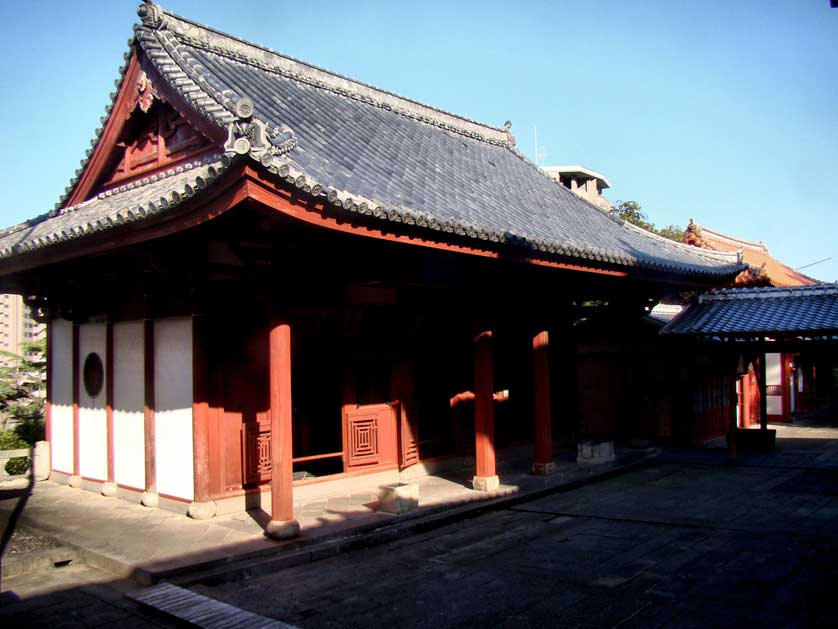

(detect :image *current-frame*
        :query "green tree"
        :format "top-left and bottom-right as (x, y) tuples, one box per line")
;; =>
(0, 337), (46, 474)
(612, 200), (684, 243)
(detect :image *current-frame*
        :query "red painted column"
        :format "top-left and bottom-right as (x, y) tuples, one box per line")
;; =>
(266, 320), (300, 539)
(473, 330), (499, 492)
(740, 374), (750, 428)
(69, 324), (81, 488)
(532, 331), (556, 475)
(102, 323), (117, 497)
(781, 354), (791, 421)
(45, 321), (53, 475)
(141, 319), (158, 508)
(188, 315), (216, 519)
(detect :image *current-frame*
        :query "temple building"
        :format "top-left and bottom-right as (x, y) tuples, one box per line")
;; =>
(684, 220), (821, 426)
(0, 3), (744, 535)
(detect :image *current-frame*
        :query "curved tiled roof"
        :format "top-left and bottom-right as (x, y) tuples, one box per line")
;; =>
(0, 154), (231, 259)
(662, 284), (838, 336)
(688, 222), (817, 286)
(2, 2), (745, 281)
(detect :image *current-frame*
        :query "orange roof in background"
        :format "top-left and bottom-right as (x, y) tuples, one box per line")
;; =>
(687, 223), (817, 287)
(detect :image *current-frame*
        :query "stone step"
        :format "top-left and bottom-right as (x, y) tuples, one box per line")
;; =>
(128, 582), (297, 628)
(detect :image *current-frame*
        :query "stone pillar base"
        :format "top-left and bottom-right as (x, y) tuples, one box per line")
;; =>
(141, 491), (159, 508)
(531, 461), (557, 476)
(265, 519), (301, 541)
(187, 500), (218, 520)
(68, 474), (82, 488)
(101, 481), (118, 497)
(472, 475), (500, 492)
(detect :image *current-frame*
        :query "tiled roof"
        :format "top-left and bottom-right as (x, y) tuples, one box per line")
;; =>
(0, 154), (231, 258)
(687, 222), (817, 286)
(661, 284), (838, 336)
(2, 3), (744, 281)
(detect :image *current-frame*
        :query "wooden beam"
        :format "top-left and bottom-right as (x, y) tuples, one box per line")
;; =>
(142, 319), (158, 507)
(103, 322), (116, 497)
(70, 323), (80, 487)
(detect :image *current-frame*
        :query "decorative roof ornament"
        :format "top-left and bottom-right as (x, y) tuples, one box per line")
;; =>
(684, 218), (709, 248)
(137, 1), (167, 30)
(503, 120), (517, 146)
(135, 70), (158, 113)
(223, 97), (298, 166)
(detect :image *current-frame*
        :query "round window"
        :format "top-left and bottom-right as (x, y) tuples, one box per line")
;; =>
(83, 353), (104, 398)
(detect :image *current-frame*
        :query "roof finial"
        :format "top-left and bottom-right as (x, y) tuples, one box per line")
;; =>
(138, 1), (167, 30)
(503, 120), (516, 146)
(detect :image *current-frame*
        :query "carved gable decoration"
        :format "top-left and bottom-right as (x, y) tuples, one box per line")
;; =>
(95, 100), (214, 193)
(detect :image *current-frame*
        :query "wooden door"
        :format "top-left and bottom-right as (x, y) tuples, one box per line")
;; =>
(342, 403), (397, 472)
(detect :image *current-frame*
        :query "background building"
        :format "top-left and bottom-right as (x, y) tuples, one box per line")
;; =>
(0, 293), (45, 364)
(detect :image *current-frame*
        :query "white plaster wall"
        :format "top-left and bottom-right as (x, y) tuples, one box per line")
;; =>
(766, 353), (782, 386)
(50, 319), (74, 474)
(767, 396), (783, 416)
(154, 318), (194, 501)
(113, 322), (145, 489)
(78, 324), (107, 481)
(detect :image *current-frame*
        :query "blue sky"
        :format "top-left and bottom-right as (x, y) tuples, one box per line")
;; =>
(1, 1), (835, 280)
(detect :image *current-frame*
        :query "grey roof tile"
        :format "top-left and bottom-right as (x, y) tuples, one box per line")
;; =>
(662, 284), (838, 335)
(2, 3), (744, 281)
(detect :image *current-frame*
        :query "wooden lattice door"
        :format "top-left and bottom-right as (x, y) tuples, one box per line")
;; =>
(342, 403), (397, 472)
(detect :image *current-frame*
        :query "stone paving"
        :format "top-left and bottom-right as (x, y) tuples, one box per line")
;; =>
(190, 416), (838, 628)
(0, 444), (651, 582)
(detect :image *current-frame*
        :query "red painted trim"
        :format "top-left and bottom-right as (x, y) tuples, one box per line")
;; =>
(45, 321), (53, 473)
(533, 331), (553, 466)
(65, 56), (144, 207)
(269, 319), (294, 522)
(143, 319), (156, 493)
(105, 323), (114, 483)
(116, 483), (143, 492)
(0, 165), (250, 277)
(158, 492), (192, 504)
(72, 324), (80, 477)
(65, 51), (224, 208)
(473, 330), (496, 478)
(192, 315), (211, 503)
(240, 169), (630, 278)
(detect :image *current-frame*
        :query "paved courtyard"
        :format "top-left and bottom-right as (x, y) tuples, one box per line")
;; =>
(192, 419), (838, 628)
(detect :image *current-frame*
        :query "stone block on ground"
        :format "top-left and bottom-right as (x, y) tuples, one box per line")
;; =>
(377, 482), (419, 514)
(577, 440), (615, 464)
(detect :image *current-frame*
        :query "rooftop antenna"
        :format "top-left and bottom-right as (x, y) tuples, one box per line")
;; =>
(533, 126), (547, 167)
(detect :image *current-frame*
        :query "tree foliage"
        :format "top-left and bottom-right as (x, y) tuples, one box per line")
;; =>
(612, 200), (685, 243)
(0, 337), (46, 474)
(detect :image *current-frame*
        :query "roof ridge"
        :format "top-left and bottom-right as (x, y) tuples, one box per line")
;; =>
(696, 222), (769, 252)
(701, 283), (838, 301)
(622, 220), (741, 264)
(139, 2), (512, 146)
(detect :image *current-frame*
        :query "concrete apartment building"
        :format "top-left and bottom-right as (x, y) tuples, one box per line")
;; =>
(0, 293), (45, 363)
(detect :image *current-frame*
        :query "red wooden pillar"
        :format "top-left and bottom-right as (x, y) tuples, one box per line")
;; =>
(740, 373), (750, 428)
(532, 331), (556, 475)
(141, 319), (158, 507)
(780, 354), (791, 421)
(69, 324), (81, 488)
(102, 323), (117, 497)
(45, 321), (53, 475)
(188, 315), (216, 519)
(265, 320), (300, 540)
(473, 330), (499, 492)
